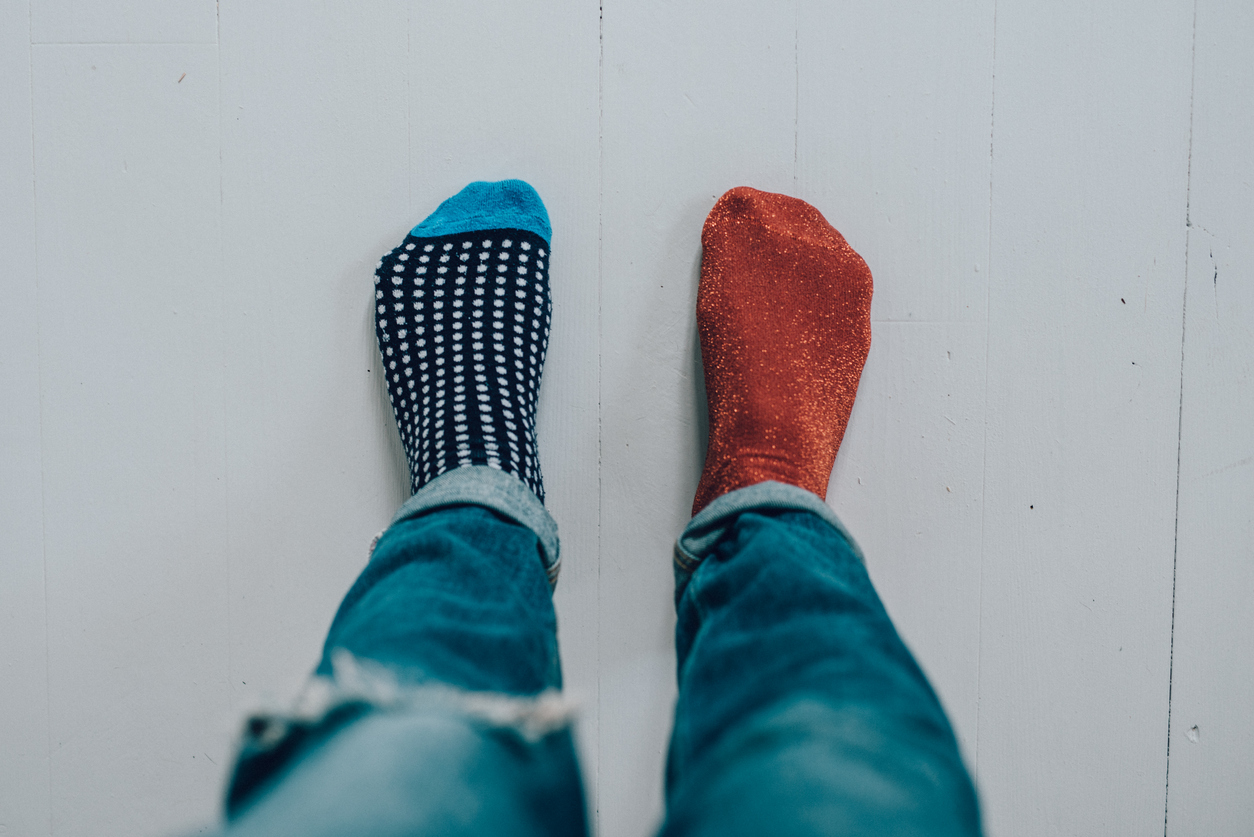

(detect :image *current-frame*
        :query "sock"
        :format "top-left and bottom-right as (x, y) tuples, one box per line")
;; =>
(374, 180), (553, 501)
(692, 186), (873, 515)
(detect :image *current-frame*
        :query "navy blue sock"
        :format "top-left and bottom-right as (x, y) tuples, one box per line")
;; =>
(374, 180), (552, 501)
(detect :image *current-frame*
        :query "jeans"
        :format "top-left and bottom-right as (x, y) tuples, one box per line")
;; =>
(212, 467), (981, 837)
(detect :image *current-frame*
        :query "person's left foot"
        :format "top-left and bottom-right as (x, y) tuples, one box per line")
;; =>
(374, 180), (553, 501)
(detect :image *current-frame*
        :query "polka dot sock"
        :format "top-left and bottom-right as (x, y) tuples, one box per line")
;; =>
(693, 186), (873, 515)
(374, 180), (553, 501)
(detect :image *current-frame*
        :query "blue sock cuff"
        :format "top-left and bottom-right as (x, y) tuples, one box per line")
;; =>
(409, 179), (551, 244)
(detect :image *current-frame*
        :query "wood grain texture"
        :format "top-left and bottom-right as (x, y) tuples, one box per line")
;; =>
(0, 2), (52, 834)
(1165, 0), (1254, 831)
(977, 0), (1194, 833)
(30, 44), (230, 836)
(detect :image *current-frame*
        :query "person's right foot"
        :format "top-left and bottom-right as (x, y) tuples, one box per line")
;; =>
(692, 187), (873, 515)
(374, 180), (553, 501)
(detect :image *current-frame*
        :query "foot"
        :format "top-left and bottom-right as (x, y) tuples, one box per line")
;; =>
(692, 187), (873, 515)
(374, 180), (553, 501)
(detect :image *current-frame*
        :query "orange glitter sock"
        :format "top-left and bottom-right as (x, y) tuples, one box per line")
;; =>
(692, 187), (873, 515)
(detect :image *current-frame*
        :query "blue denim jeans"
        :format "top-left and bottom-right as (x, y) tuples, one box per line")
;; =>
(214, 467), (981, 837)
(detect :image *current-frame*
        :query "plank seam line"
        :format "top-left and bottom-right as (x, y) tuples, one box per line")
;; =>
(28, 1), (55, 831)
(215, 0), (222, 211)
(406, 6), (411, 215)
(214, 0), (233, 736)
(792, 0), (798, 187)
(595, 0), (605, 830)
(974, 0), (997, 784)
(1163, 1), (1200, 834)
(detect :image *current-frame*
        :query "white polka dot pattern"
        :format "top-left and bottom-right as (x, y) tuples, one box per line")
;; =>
(375, 229), (552, 501)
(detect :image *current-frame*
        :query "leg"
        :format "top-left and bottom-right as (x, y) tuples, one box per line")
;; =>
(664, 486), (980, 836)
(662, 188), (981, 836)
(217, 182), (586, 837)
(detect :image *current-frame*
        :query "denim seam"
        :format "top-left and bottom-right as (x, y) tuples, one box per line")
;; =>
(388, 465), (561, 588)
(681, 565), (713, 631)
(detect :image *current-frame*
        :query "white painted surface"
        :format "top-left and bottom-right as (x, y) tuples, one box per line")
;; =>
(973, 1), (1188, 837)
(1166, 0), (1254, 832)
(1, 2), (52, 834)
(31, 0), (215, 44)
(2, 1), (1250, 836)
(976, 2), (1195, 835)
(29, 43), (230, 837)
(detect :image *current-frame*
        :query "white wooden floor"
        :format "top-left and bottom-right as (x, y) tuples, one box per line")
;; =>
(2, 1), (1251, 835)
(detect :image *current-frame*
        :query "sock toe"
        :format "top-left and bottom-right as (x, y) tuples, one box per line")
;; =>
(410, 179), (552, 244)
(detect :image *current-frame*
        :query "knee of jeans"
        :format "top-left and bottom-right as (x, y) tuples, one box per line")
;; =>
(667, 697), (979, 837)
(227, 711), (586, 837)
(227, 652), (582, 820)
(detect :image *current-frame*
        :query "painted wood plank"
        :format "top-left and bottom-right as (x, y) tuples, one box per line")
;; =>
(0, 3), (52, 835)
(30, 44), (229, 836)
(1165, 0), (1254, 831)
(798, 0), (994, 324)
(404, 3), (604, 803)
(796, 0), (995, 772)
(217, 0), (411, 728)
(15, 4), (1252, 835)
(600, 2), (797, 834)
(977, 1), (1194, 833)
(30, 0), (216, 44)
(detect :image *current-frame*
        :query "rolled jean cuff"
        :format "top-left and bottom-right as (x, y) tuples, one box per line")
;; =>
(389, 465), (561, 587)
(673, 480), (865, 599)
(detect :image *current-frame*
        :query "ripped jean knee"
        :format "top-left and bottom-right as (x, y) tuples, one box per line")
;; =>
(225, 650), (583, 831)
